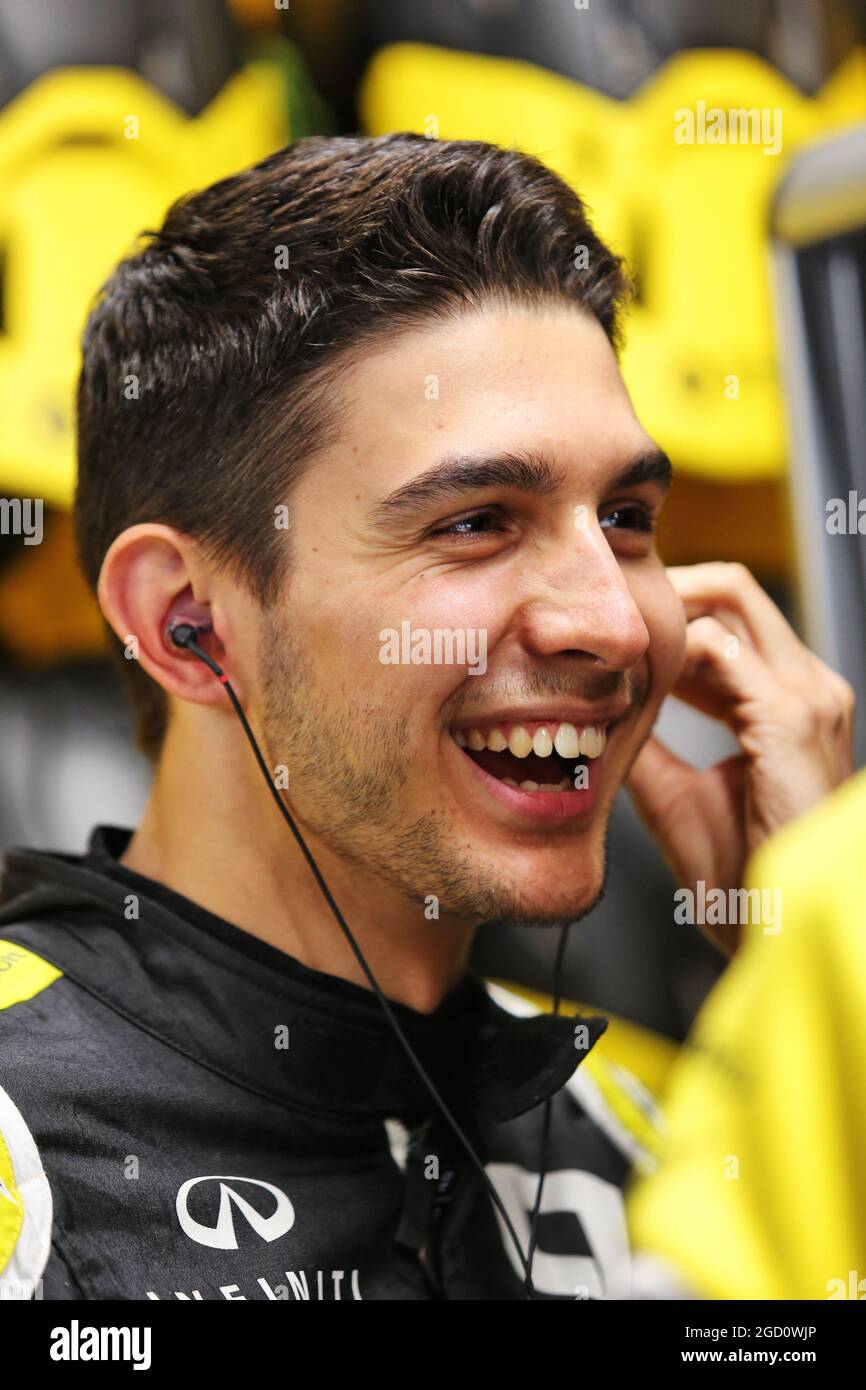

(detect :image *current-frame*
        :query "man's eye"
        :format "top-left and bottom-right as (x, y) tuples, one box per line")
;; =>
(430, 510), (504, 539)
(600, 503), (656, 534)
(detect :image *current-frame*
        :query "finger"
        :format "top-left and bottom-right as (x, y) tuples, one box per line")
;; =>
(807, 656), (857, 736)
(673, 614), (783, 725)
(677, 616), (850, 774)
(801, 654), (857, 779)
(666, 562), (812, 678)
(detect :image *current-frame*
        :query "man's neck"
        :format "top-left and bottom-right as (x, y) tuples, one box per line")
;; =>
(121, 712), (475, 1014)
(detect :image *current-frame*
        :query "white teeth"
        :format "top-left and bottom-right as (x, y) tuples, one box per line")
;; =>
(502, 777), (518, 787)
(579, 725), (606, 758)
(508, 725), (533, 758)
(553, 722), (580, 759)
(453, 720), (607, 759)
(532, 727), (553, 758)
(519, 780), (539, 791)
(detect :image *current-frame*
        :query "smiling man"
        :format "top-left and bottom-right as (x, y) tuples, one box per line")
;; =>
(0, 134), (853, 1302)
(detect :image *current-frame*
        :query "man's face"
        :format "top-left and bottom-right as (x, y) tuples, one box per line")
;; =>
(256, 302), (686, 926)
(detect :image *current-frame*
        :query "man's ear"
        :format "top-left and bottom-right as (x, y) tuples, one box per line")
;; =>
(97, 523), (244, 707)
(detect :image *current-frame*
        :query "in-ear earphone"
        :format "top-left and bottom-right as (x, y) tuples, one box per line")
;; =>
(168, 618), (570, 1299)
(167, 621), (212, 650)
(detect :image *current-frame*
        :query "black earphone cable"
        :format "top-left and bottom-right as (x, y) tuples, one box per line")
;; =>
(525, 918), (572, 1294)
(170, 621), (570, 1299)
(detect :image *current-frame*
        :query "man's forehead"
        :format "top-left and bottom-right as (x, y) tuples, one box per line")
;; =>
(343, 299), (624, 404)
(323, 306), (654, 512)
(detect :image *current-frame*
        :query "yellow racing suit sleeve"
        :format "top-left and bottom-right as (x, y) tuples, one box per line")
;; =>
(626, 768), (866, 1300)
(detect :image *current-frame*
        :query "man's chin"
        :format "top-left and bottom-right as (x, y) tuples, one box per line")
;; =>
(457, 859), (609, 930)
(480, 837), (610, 929)
(490, 884), (605, 930)
(405, 832), (612, 928)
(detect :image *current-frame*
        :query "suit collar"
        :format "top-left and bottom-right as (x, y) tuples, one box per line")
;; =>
(0, 826), (607, 1123)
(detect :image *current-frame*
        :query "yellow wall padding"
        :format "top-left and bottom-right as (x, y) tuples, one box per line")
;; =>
(0, 61), (289, 507)
(361, 44), (866, 485)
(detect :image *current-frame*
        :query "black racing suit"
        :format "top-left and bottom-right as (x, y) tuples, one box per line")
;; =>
(0, 826), (653, 1300)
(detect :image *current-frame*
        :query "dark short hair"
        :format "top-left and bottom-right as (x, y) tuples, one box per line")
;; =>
(74, 132), (630, 761)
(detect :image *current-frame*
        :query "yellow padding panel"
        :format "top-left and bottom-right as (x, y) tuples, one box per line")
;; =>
(0, 941), (62, 1011)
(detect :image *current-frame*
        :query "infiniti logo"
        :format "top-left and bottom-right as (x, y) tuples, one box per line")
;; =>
(176, 1176), (295, 1250)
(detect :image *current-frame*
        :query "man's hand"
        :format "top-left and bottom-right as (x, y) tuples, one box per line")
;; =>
(627, 563), (856, 955)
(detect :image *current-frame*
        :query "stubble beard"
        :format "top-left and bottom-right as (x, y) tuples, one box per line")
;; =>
(256, 608), (611, 927)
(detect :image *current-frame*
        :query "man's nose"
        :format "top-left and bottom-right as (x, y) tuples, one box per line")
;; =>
(517, 527), (651, 671)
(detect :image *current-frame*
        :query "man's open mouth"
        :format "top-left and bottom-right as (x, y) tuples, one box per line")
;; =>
(450, 720), (607, 793)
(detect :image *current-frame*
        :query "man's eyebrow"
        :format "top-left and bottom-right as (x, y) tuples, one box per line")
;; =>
(609, 448), (673, 494)
(369, 450), (564, 525)
(369, 444), (672, 527)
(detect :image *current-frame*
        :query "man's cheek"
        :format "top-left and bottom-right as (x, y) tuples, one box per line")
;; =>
(369, 654), (455, 769)
(645, 589), (688, 700)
